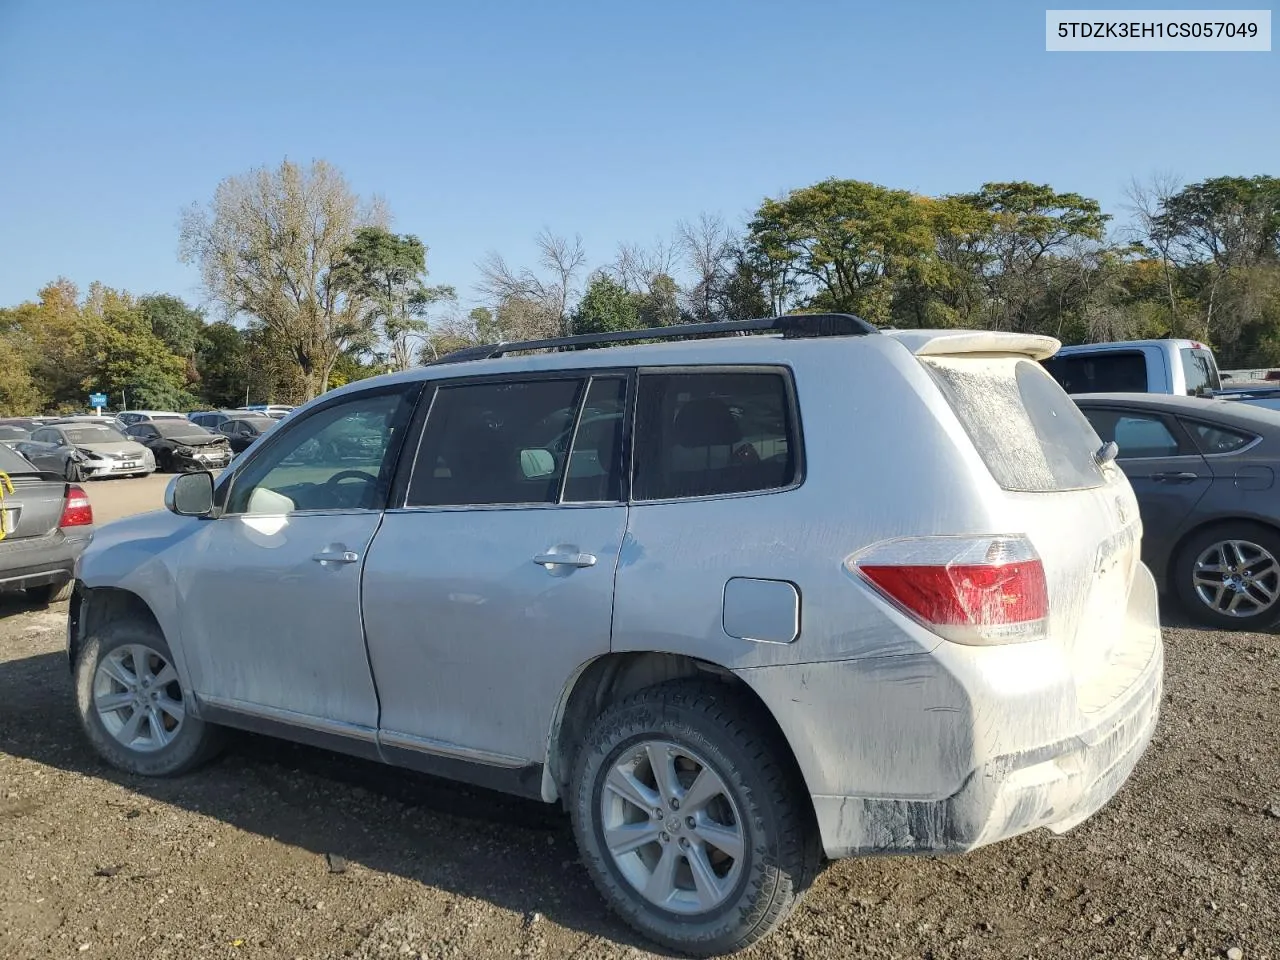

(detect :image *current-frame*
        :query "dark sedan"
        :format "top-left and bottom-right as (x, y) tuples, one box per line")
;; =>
(122, 419), (234, 472)
(215, 415), (277, 453)
(1074, 392), (1280, 629)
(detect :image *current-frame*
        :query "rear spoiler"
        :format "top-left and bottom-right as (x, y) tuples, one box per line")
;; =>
(884, 330), (1061, 361)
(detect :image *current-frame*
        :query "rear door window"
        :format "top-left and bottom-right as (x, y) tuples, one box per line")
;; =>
(924, 357), (1105, 492)
(1041, 352), (1148, 393)
(1079, 408), (1192, 459)
(632, 370), (798, 501)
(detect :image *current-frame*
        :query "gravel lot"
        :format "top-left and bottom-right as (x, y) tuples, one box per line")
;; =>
(1, 477), (1277, 959)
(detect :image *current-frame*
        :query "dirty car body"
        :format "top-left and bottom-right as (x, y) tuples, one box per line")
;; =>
(69, 316), (1162, 955)
(31, 423), (155, 479)
(0, 443), (94, 600)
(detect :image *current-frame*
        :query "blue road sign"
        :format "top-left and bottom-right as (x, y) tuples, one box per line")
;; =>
(89, 393), (107, 408)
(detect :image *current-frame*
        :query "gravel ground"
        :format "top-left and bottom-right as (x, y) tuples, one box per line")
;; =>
(0, 591), (1276, 960)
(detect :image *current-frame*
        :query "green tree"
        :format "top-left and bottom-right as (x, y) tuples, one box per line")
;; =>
(82, 285), (193, 411)
(138, 294), (205, 358)
(747, 179), (936, 323)
(332, 227), (455, 371)
(573, 274), (640, 334)
(196, 322), (249, 408)
(637, 273), (682, 327)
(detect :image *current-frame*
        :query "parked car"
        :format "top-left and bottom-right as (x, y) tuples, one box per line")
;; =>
(29, 422), (155, 479)
(187, 410), (244, 430)
(54, 415), (123, 426)
(6, 439), (90, 481)
(1043, 338), (1221, 396)
(0, 442), (94, 603)
(214, 415), (278, 454)
(116, 410), (189, 427)
(69, 315), (1161, 956)
(122, 419), (234, 473)
(1073, 392), (1280, 629)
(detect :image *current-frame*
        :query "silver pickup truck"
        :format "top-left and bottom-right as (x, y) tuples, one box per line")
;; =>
(1043, 338), (1222, 396)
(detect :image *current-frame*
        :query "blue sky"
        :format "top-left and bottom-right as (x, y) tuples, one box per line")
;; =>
(0, 0), (1275, 315)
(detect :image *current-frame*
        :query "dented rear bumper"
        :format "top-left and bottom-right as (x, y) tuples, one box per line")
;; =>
(738, 563), (1164, 859)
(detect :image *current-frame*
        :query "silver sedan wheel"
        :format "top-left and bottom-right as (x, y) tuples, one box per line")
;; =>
(600, 740), (746, 916)
(1192, 539), (1280, 618)
(92, 643), (185, 752)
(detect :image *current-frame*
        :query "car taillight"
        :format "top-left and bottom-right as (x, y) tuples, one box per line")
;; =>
(847, 536), (1048, 645)
(59, 484), (93, 528)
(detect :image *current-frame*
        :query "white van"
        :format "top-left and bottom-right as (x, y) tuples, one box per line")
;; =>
(1042, 339), (1221, 396)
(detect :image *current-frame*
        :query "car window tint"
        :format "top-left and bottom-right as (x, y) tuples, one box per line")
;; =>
(632, 371), (797, 501)
(1041, 352), (1147, 393)
(1082, 409), (1182, 458)
(1186, 421), (1254, 454)
(226, 388), (415, 515)
(407, 378), (585, 507)
(563, 377), (627, 503)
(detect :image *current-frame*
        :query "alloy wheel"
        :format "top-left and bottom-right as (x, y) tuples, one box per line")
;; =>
(92, 643), (186, 752)
(600, 740), (746, 915)
(1192, 538), (1280, 618)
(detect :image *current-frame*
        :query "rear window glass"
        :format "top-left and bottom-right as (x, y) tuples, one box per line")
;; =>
(1180, 348), (1220, 395)
(0, 442), (39, 474)
(1041, 352), (1147, 393)
(924, 357), (1105, 492)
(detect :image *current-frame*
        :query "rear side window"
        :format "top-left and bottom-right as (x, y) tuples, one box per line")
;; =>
(632, 371), (797, 501)
(1185, 420), (1254, 454)
(1180, 348), (1220, 396)
(924, 357), (1104, 492)
(1041, 352), (1147, 393)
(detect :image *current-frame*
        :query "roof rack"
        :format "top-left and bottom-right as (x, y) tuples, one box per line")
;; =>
(427, 312), (878, 366)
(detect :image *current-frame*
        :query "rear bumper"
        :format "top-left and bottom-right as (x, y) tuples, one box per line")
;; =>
(0, 531), (92, 590)
(739, 563), (1164, 859)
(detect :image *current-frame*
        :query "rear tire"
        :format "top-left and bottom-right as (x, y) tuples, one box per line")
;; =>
(74, 620), (223, 776)
(1174, 521), (1280, 629)
(26, 581), (72, 604)
(569, 681), (819, 957)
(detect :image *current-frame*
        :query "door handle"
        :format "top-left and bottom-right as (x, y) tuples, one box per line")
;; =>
(1151, 472), (1199, 484)
(532, 552), (597, 568)
(312, 550), (360, 564)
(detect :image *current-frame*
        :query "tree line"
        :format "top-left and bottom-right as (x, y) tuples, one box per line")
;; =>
(3, 159), (1278, 417)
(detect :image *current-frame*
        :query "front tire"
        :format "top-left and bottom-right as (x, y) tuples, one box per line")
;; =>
(569, 682), (819, 957)
(1174, 521), (1280, 629)
(74, 621), (223, 776)
(26, 581), (72, 604)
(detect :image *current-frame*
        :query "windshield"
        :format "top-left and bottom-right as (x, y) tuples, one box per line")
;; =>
(64, 425), (127, 444)
(154, 421), (212, 438)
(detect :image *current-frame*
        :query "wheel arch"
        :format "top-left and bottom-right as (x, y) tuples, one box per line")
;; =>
(69, 585), (165, 673)
(542, 651), (814, 820)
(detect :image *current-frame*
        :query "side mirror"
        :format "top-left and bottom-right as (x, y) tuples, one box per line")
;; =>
(165, 471), (214, 517)
(519, 448), (557, 479)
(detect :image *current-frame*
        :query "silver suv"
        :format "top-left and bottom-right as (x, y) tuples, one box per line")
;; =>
(68, 315), (1162, 955)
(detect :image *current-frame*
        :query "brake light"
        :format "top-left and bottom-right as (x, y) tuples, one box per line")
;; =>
(59, 484), (93, 528)
(848, 536), (1048, 645)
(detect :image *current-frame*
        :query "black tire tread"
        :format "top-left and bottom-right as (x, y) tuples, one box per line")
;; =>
(570, 679), (820, 957)
(27, 581), (73, 604)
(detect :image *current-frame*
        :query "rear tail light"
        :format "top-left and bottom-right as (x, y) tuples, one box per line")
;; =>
(59, 484), (93, 528)
(847, 536), (1048, 645)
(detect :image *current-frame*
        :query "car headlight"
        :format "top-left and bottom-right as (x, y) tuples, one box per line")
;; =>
(174, 445), (194, 456)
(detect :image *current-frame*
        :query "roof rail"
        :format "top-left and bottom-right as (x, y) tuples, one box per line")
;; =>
(427, 312), (877, 366)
